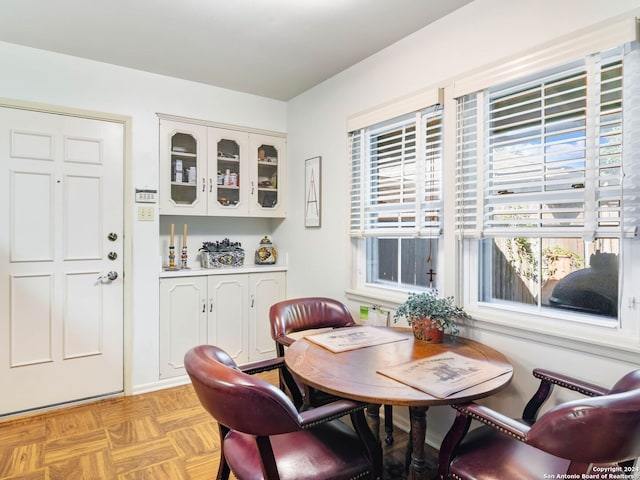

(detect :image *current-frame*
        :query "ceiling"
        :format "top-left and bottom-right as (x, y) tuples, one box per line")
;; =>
(0, 0), (474, 101)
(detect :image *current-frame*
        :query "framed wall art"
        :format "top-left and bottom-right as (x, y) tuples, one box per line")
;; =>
(304, 156), (321, 228)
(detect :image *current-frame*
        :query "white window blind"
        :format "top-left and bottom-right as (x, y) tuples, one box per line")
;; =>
(350, 106), (443, 238)
(456, 42), (640, 240)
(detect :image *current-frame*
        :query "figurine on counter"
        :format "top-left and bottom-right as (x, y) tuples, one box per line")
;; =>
(255, 236), (277, 265)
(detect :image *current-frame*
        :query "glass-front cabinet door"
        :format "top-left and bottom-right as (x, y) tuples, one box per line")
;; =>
(209, 128), (249, 216)
(160, 120), (207, 215)
(250, 134), (286, 217)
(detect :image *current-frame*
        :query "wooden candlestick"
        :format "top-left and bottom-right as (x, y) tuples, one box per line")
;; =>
(169, 224), (176, 269)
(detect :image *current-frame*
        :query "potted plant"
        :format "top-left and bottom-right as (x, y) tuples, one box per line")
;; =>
(393, 290), (469, 343)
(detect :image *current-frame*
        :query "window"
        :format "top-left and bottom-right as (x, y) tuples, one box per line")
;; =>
(456, 41), (640, 324)
(350, 105), (443, 292)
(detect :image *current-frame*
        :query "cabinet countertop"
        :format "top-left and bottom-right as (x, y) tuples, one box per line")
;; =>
(159, 264), (288, 278)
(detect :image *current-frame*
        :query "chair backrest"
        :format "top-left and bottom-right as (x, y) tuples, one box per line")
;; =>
(609, 368), (640, 394)
(269, 297), (356, 342)
(528, 377), (640, 464)
(184, 345), (302, 436)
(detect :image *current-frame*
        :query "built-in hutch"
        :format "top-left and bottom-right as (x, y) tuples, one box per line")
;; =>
(158, 114), (287, 379)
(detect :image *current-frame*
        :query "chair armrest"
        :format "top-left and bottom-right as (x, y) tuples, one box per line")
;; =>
(522, 368), (609, 423)
(298, 399), (365, 428)
(439, 402), (531, 480)
(240, 357), (285, 376)
(532, 368), (608, 396)
(275, 334), (295, 348)
(453, 403), (531, 440)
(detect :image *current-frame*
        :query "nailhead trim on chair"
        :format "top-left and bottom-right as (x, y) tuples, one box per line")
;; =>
(301, 405), (366, 429)
(350, 471), (371, 480)
(452, 405), (528, 442)
(242, 364), (282, 375)
(533, 371), (601, 397)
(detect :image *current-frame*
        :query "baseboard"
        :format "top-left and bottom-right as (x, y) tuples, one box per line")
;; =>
(131, 375), (191, 395)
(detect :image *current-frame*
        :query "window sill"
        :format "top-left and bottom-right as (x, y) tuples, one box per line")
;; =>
(345, 287), (409, 310)
(346, 288), (640, 363)
(462, 304), (640, 364)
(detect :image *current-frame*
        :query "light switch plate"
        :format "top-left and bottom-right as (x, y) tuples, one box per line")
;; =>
(138, 206), (154, 221)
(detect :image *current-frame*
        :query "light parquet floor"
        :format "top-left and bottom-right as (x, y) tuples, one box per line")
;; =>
(0, 371), (423, 480)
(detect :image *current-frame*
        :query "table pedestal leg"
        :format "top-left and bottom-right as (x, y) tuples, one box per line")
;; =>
(365, 404), (381, 443)
(408, 406), (429, 480)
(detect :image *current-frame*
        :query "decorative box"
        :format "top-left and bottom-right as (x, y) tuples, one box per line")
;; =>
(200, 239), (245, 268)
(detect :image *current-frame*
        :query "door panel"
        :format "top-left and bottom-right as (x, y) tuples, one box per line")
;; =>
(65, 175), (102, 259)
(10, 273), (53, 366)
(159, 277), (207, 379)
(11, 171), (53, 261)
(250, 273), (284, 360)
(0, 107), (124, 415)
(209, 275), (248, 364)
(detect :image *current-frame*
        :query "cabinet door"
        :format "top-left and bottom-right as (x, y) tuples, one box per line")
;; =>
(159, 120), (208, 215)
(159, 277), (207, 379)
(208, 128), (249, 216)
(208, 275), (249, 364)
(249, 134), (287, 218)
(249, 272), (286, 361)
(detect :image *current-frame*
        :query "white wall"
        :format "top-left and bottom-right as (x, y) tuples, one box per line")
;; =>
(281, 0), (640, 444)
(0, 41), (287, 391)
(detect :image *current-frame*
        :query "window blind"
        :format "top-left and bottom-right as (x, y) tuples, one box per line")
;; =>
(350, 106), (443, 238)
(456, 42), (640, 240)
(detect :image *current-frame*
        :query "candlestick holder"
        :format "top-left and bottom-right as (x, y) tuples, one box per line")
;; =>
(167, 245), (176, 270)
(181, 245), (189, 269)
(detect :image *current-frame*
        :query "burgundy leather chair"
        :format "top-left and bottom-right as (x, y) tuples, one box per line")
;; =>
(269, 297), (356, 406)
(269, 297), (395, 445)
(438, 368), (640, 480)
(185, 344), (382, 480)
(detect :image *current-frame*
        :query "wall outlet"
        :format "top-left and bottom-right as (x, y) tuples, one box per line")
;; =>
(138, 206), (154, 221)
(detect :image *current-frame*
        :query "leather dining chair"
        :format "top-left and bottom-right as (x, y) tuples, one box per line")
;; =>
(438, 368), (640, 480)
(185, 344), (382, 480)
(269, 297), (395, 445)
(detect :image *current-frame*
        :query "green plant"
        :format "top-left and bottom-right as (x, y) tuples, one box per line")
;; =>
(393, 290), (469, 335)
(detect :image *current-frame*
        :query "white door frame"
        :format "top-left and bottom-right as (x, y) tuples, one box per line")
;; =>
(0, 96), (134, 397)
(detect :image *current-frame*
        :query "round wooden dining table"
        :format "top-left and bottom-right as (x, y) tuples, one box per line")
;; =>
(284, 327), (513, 480)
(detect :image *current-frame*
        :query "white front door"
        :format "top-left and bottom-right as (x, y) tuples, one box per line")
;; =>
(0, 107), (124, 415)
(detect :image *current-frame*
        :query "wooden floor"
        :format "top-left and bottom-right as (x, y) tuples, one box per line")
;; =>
(0, 371), (434, 480)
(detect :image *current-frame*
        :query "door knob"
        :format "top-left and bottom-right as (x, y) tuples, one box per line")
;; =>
(97, 271), (118, 282)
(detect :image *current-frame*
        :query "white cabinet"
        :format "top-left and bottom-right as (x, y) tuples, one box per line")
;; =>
(249, 272), (287, 359)
(159, 117), (286, 218)
(210, 129), (286, 217)
(159, 120), (209, 215)
(159, 270), (286, 379)
(159, 276), (207, 379)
